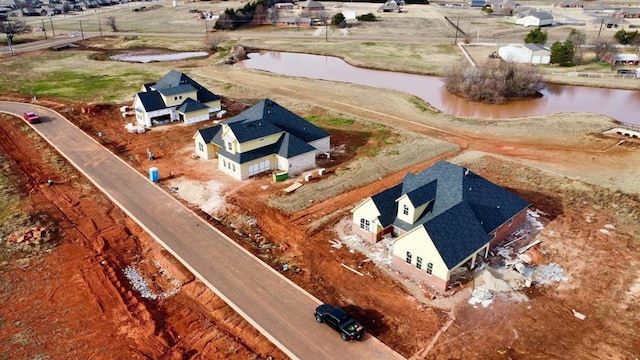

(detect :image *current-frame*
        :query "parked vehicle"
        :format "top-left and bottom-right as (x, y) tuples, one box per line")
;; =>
(617, 69), (636, 75)
(23, 111), (40, 124)
(314, 304), (365, 341)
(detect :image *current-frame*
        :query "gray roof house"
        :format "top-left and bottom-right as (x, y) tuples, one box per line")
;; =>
(132, 70), (221, 127)
(193, 99), (331, 180)
(351, 161), (530, 291)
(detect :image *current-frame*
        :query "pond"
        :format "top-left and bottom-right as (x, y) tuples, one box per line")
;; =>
(235, 51), (640, 126)
(111, 51), (209, 63)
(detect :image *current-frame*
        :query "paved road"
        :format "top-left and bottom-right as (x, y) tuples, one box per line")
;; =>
(0, 101), (405, 360)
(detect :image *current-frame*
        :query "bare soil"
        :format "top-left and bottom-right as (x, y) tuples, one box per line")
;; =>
(2, 2), (640, 357)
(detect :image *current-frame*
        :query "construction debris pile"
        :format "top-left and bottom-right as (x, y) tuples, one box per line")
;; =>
(123, 260), (181, 300)
(469, 210), (568, 308)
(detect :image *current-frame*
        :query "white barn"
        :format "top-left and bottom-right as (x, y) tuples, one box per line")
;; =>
(498, 44), (550, 64)
(515, 11), (553, 27)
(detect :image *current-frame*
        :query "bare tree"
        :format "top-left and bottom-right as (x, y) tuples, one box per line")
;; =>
(267, 7), (279, 26)
(593, 38), (617, 62)
(567, 29), (585, 64)
(105, 16), (118, 32)
(206, 32), (228, 52)
(0, 20), (31, 49)
(444, 60), (544, 104)
(253, 4), (267, 25)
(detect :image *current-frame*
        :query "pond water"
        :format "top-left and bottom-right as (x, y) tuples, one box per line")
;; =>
(235, 51), (640, 126)
(111, 51), (209, 63)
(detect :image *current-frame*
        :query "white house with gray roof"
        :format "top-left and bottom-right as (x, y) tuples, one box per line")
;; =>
(195, 99), (330, 180)
(351, 161), (530, 291)
(133, 70), (221, 127)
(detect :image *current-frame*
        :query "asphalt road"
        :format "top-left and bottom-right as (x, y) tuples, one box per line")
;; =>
(0, 101), (405, 360)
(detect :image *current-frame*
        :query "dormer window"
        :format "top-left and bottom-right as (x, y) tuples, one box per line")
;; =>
(403, 204), (409, 215)
(226, 141), (233, 151)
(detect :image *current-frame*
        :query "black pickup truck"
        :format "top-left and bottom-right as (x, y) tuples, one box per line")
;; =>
(314, 304), (365, 341)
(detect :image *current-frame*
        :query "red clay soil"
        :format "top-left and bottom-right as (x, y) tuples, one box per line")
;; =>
(0, 100), (285, 359)
(2, 95), (639, 360)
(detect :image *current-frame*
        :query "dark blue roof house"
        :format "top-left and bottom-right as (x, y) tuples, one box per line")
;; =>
(351, 161), (530, 291)
(193, 99), (331, 180)
(133, 70), (221, 127)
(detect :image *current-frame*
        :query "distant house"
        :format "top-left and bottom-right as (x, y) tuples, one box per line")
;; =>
(275, 2), (294, 10)
(498, 44), (550, 64)
(553, 0), (582, 8)
(378, 0), (400, 13)
(351, 161), (530, 291)
(613, 8), (640, 19)
(586, 17), (629, 30)
(133, 70), (221, 128)
(606, 53), (640, 66)
(469, 0), (486, 7)
(515, 11), (553, 27)
(299, 0), (324, 11)
(194, 99), (330, 180)
(276, 17), (311, 27)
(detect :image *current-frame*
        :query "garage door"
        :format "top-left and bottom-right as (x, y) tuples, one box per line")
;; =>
(248, 159), (270, 176)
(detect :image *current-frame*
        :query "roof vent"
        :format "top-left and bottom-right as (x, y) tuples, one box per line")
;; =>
(464, 168), (469, 175)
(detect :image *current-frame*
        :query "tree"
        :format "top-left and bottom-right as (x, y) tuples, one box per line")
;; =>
(206, 32), (228, 52)
(613, 29), (639, 45)
(550, 40), (575, 66)
(267, 6), (279, 26)
(331, 12), (345, 27)
(443, 60), (544, 104)
(356, 13), (377, 22)
(215, 12), (234, 30)
(105, 16), (118, 32)
(252, 4), (267, 25)
(566, 29), (585, 64)
(593, 38), (617, 62)
(0, 20), (31, 49)
(524, 27), (547, 44)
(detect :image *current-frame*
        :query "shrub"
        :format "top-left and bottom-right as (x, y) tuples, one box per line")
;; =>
(443, 61), (544, 104)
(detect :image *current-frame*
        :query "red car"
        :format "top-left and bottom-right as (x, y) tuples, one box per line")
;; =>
(23, 111), (41, 124)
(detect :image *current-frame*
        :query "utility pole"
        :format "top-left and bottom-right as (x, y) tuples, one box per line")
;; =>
(325, 19), (328, 42)
(98, 19), (102, 37)
(49, 17), (55, 36)
(596, 18), (604, 44)
(79, 20), (84, 40)
(41, 19), (47, 39)
(453, 18), (459, 45)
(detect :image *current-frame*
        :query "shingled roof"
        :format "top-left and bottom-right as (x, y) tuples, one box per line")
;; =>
(224, 99), (329, 143)
(374, 161), (529, 268)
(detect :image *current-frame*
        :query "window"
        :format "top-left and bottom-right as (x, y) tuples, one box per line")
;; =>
(174, 96), (178, 100)
(198, 143), (204, 152)
(222, 159), (226, 167)
(405, 251), (412, 264)
(426, 262), (433, 275)
(226, 141), (233, 151)
(403, 204), (409, 215)
(416, 256), (423, 270)
(232, 164), (236, 171)
(360, 218), (370, 231)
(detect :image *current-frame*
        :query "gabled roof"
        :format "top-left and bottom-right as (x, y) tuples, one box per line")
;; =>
(136, 91), (166, 112)
(373, 161), (529, 268)
(195, 125), (221, 143)
(371, 183), (403, 227)
(149, 70), (221, 102)
(224, 98), (329, 144)
(527, 11), (553, 20)
(177, 98), (209, 113)
(158, 84), (197, 96)
(524, 43), (549, 52)
(276, 133), (316, 158)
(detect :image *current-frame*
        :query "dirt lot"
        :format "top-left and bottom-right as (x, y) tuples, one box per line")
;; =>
(2, 1), (640, 359)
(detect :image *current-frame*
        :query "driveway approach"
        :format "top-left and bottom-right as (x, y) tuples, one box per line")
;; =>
(0, 101), (405, 360)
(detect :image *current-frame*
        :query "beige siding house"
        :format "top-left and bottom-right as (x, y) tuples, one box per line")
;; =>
(196, 99), (330, 181)
(351, 161), (530, 291)
(133, 70), (221, 127)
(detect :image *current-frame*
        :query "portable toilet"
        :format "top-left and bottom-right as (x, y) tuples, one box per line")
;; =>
(149, 167), (159, 182)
